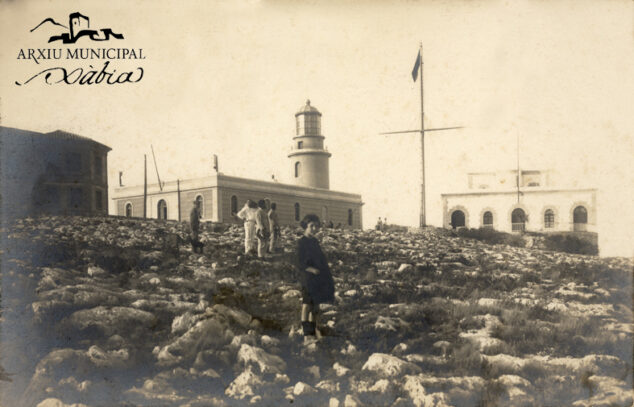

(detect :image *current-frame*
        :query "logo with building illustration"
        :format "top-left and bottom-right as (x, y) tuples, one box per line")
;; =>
(31, 12), (124, 44)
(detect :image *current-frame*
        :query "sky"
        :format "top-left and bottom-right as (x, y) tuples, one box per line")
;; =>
(1, 0), (632, 256)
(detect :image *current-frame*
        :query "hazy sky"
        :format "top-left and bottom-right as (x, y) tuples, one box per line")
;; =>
(1, 0), (632, 256)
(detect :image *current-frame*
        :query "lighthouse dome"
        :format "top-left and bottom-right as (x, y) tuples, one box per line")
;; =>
(295, 99), (322, 116)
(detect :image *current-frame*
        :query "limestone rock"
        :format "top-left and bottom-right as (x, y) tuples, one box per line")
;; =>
(237, 343), (286, 374)
(362, 353), (421, 377)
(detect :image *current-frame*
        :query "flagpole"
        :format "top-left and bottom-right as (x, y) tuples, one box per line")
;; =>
(419, 42), (426, 228)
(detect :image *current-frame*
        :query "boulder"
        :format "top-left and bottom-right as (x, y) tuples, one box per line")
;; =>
(237, 344), (286, 374)
(362, 353), (421, 377)
(225, 367), (262, 399)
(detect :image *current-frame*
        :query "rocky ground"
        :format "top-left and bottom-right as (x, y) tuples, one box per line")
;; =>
(0, 215), (632, 407)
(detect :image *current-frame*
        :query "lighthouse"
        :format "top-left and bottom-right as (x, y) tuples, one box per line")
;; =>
(288, 100), (331, 189)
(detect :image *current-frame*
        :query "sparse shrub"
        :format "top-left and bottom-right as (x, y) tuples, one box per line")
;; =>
(457, 227), (526, 248)
(580, 370), (596, 398)
(541, 233), (598, 255)
(451, 341), (484, 375)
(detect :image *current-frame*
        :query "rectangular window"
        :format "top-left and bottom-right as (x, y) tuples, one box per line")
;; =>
(95, 190), (103, 211)
(297, 141), (303, 149)
(70, 187), (83, 209)
(65, 152), (82, 173)
(94, 155), (103, 180)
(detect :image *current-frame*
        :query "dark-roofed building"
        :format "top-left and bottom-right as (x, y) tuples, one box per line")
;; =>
(0, 126), (111, 221)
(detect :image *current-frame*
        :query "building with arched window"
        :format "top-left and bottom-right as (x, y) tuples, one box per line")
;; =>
(112, 101), (363, 228)
(442, 170), (596, 234)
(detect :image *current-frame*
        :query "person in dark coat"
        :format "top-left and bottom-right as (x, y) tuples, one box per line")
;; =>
(190, 200), (203, 253)
(296, 214), (335, 340)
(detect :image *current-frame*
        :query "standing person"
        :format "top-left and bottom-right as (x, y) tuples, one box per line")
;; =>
(296, 214), (335, 341)
(189, 199), (203, 253)
(268, 202), (280, 253)
(237, 200), (258, 255)
(255, 199), (270, 258)
(376, 217), (383, 231)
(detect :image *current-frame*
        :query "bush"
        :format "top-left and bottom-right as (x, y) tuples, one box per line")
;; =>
(540, 233), (598, 255)
(456, 228), (525, 248)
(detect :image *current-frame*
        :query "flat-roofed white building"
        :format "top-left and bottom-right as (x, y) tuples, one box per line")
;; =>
(112, 101), (363, 228)
(442, 170), (596, 233)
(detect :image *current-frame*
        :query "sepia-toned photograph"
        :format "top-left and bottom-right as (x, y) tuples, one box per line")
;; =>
(1, 1), (632, 406)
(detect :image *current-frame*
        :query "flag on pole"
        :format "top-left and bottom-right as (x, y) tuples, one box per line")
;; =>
(411, 50), (421, 81)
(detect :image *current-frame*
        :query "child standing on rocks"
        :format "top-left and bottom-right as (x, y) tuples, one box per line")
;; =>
(296, 214), (335, 341)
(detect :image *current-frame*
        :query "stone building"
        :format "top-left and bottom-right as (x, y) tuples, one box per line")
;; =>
(112, 101), (363, 228)
(0, 126), (111, 220)
(442, 170), (596, 233)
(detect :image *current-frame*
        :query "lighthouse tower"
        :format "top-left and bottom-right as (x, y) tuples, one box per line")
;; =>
(288, 100), (331, 189)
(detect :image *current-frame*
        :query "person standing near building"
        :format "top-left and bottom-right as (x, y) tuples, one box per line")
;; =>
(268, 202), (280, 253)
(255, 199), (270, 258)
(189, 199), (203, 253)
(296, 214), (335, 341)
(237, 200), (258, 255)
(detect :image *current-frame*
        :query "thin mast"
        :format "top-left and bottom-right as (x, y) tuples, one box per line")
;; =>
(151, 144), (163, 191)
(143, 154), (147, 219)
(177, 179), (181, 222)
(516, 133), (520, 203)
(419, 43), (426, 227)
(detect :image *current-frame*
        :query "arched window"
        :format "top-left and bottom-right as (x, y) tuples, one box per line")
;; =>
(294, 162), (301, 178)
(544, 209), (555, 229)
(348, 209), (353, 226)
(451, 210), (465, 229)
(483, 211), (493, 228)
(157, 199), (167, 220)
(125, 203), (132, 217)
(231, 195), (238, 214)
(294, 203), (300, 221)
(195, 195), (204, 218)
(573, 206), (588, 231)
(511, 208), (526, 232)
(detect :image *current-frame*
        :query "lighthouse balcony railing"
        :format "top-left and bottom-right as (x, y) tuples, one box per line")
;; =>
(290, 145), (328, 152)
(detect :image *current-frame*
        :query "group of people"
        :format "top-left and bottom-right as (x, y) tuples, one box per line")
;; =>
(375, 216), (388, 231)
(235, 199), (281, 258)
(189, 199), (334, 341)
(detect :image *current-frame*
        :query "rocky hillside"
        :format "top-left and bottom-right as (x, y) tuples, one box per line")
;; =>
(0, 216), (632, 407)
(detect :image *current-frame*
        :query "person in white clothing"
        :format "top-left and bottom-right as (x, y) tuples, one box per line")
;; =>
(236, 200), (258, 255)
(255, 199), (270, 258)
(268, 202), (280, 253)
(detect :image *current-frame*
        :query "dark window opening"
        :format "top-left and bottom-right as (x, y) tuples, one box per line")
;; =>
(157, 199), (167, 220)
(483, 211), (493, 227)
(573, 206), (587, 223)
(451, 210), (465, 229)
(511, 208), (526, 232)
(231, 195), (238, 214)
(573, 206), (588, 231)
(94, 155), (103, 180)
(70, 187), (83, 209)
(294, 203), (300, 221)
(348, 209), (353, 226)
(295, 162), (301, 178)
(65, 152), (82, 173)
(544, 209), (555, 228)
(95, 190), (103, 211)
(297, 141), (303, 149)
(125, 203), (132, 217)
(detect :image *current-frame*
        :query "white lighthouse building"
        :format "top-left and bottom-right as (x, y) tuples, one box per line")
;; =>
(288, 100), (331, 190)
(113, 100), (363, 228)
